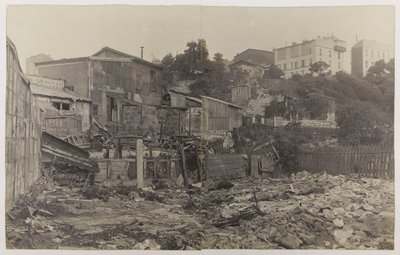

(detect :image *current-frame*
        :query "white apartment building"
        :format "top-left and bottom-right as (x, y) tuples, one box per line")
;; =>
(274, 36), (347, 79)
(351, 39), (394, 78)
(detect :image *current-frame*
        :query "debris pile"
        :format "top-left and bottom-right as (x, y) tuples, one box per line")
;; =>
(6, 171), (394, 250)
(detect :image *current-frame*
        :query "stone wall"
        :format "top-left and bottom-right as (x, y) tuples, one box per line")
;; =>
(6, 38), (42, 210)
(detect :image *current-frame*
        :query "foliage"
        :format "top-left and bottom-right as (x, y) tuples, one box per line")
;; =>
(265, 65), (284, 79)
(299, 96), (330, 120)
(264, 99), (287, 118)
(164, 39), (232, 99)
(336, 106), (387, 146)
(309, 61), (330, 76)
(161, 53), (174, 71)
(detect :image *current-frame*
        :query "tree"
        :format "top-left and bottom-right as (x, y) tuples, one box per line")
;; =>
(265, 99), (288, 119)
(265, 65), (284, 79)
(337, 106), (386, 145)
(161, 53), (174, 71)
(309, 61), (330, 76)
(299, 96), (329, 120)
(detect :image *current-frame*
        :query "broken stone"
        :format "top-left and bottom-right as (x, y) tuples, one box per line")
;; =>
(322, 209), (335, 221)
(133, 239), (161, 250)
(278, 233), (302, 249)
(176, 174), (184, 187)
(333, 218), (344, 228)
(333, 207), (346, 216)
(333, 228), (353, 247)
(190, 182), (203, 189)
(361, 204), (378, 213)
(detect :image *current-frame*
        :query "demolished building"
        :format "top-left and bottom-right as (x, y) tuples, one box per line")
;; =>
(27, 75), (92, 137)
(33, 46), (164, 135)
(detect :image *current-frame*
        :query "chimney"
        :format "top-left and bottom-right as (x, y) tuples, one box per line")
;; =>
(140, 46), (144, 59)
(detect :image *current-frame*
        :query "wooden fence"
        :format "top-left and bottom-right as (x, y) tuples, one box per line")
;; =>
(297, 145), (394, 178)
(95, 157), (181, 182)
(205, 154), (247, 180)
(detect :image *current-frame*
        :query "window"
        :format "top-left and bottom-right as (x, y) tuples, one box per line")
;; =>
(319, 48), (322, 56)
(365, 61), (368, 68)
(291, 62), (293, 69)
(107, 96), (117, 122)
(301, 70), (304, 75)
(278, 64), (281, 69)
(301, 60), (305, 67)
(338, 52), (341, 59)
(295, 61), (298, 69)
(52, 102), (70, 110)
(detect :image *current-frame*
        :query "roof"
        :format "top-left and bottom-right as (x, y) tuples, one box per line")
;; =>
(200, 96), (243, 109)
(30, 84), (91, 102)
(228, 59), (264, 68)
(352, 39), (394, 52)
(36, 57), (87, 66)
(232, 48), (274, 67)
(36, 46), (163, 69)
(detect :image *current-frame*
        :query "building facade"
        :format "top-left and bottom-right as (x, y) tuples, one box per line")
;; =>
(26, 54), (53, 75)
(229, 49), (274, 84)
(27, 75), (92, 137)
(274, 36), (347, 79)
(34, 46), (164, 134)
(351, 40), (394, 78)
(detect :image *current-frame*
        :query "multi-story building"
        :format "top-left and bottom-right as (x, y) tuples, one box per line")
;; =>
(274, 36), (347, 79)
(351, 39), (394, 78)
(34, 46), (164, 134)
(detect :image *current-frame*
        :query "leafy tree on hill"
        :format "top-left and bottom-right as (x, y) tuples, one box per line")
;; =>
(309, 61), (330, 77)
(265, 65), (284, 79)
(161, 53), (174, 71)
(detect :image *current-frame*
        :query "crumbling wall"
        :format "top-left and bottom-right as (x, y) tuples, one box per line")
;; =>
(6, 38), (42, 211)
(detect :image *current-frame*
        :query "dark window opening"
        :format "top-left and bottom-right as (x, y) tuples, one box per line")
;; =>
(52, 102), (70, 110)
(107, 96), (117, 122)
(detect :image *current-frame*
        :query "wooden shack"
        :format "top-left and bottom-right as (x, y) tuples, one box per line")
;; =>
(200, 96), (243, 132)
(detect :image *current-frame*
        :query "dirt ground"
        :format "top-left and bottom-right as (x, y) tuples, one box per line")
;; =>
(6, 171), (394, 250)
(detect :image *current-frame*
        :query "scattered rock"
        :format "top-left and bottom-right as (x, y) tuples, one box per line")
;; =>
(333, 218), (344, 228)
(133, 239), (161, 250)
(278, 233), (302, 249)
(333, 228), (353, 247)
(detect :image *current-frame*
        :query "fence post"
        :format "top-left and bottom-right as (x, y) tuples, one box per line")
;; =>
(136, 139), (144, 188)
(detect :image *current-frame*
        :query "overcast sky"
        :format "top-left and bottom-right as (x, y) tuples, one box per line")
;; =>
(7, 5), (395, 72)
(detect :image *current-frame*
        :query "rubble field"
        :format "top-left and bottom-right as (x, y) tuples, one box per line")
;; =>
(6, 171), (394, 250)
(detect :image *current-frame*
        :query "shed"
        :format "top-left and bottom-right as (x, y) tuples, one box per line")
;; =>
(200, 96), (243, 132)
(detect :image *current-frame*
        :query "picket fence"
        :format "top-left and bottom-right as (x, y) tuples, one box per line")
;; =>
(297, 145), (394, 179)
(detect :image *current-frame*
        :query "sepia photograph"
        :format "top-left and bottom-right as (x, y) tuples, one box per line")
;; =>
(2, 1), (397, 253)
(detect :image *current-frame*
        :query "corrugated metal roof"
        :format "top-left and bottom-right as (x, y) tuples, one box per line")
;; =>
(30, 84), (91, 102)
